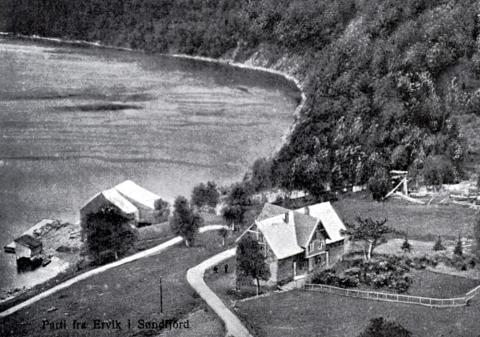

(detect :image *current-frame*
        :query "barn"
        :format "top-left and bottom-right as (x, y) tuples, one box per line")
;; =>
(80, 180), (164, 235)
(113, 180), (162, 225)
(80, 187), (139, 225)
(238, 202), (347, 285)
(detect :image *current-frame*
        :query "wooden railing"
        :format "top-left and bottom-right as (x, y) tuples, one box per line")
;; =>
(304, 283), (480, 308)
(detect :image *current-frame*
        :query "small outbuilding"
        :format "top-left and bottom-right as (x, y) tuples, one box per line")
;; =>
(14, 234), (42, 260)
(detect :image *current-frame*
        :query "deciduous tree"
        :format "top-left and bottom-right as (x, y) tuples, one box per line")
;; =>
(191, 181), (220, 210)
(222, 183), (253, 229)
(236, 235), (270, 296)
(153, 198), (170, 223)
(342, 217), (394, 260)
(83, 206), (138, 264)
(170, 196), (203, 247)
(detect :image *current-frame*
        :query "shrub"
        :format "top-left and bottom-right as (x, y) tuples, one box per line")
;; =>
(153, 198), (170, 223)
(359, 317), (412, 337)
(368, 168), (391, 201)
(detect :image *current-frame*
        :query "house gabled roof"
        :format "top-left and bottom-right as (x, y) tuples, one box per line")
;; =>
(102, 188), (139, 215)
(242, 202), (347, 260)
(296, 202), (346, 244)
(113, 180), (160, 210)
(14, 234), (42, 249)
(293, 212), (322, 248)
(82, 188), (139, 218)
(256, 212), (303, 260)
(256, 203), (289, 221)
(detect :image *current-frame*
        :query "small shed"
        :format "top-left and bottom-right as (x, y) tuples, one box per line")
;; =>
(14, 235), (42, 260)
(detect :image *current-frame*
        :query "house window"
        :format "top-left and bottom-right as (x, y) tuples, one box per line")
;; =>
(308, 241), (315, 253)
(314, 255), (324, 266)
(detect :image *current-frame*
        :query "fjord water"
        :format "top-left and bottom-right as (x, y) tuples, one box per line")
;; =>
(0, 38), (299, 291)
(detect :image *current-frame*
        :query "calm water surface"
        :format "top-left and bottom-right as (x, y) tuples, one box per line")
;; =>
(0, 38), (299, 291)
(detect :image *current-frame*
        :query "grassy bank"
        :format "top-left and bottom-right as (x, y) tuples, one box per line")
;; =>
(236, 289), (480, 337)
(333, 194), (477, 240)
(0, 231), (227, 337)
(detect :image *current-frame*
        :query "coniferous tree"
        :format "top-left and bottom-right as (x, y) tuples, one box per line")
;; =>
(433, 236), (446, 251)
(454, 235), (463, 256)
(401, 235), (412, 253)
(475, 213), (480, 259)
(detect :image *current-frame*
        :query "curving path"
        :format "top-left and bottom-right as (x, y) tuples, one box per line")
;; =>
(187, 248), (253, 337)
(0, 225), (225, 318)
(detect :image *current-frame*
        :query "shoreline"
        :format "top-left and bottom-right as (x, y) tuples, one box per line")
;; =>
(0, 32), (306, 121)
(0, 32), (305, 307)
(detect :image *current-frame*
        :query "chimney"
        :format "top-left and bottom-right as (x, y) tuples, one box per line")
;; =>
(304, 206), (310, 215)
(284, 212), (289, 223)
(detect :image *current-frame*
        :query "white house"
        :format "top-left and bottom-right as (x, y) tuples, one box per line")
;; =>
(237, 202), (347, 285)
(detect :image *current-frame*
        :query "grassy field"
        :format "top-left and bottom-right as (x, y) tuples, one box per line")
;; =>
(333, 194), (477, 240)
(236, 289), (480, 337)
(0, 231), (226, 337)
(407, 270), (479, 298)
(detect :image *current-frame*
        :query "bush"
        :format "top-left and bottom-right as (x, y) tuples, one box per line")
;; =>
(368, 168), (391, 201)
(312, 256), (413, 293)
(358, 317), (412, 337)
(153, 198), (170, 223)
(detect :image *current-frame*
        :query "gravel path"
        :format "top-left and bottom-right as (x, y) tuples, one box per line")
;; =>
(187, 248), (253, 337)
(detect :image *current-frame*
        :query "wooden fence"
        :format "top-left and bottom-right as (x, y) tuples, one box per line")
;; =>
(304, 283), (480, 308)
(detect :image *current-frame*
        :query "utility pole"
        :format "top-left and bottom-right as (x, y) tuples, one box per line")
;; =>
(159, 277), (163, 314)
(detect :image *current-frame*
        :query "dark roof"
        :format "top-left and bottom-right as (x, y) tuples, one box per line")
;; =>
(293, 211), (322, 248)
(14, 235), (42, 249)
(256, 203), (289, 221)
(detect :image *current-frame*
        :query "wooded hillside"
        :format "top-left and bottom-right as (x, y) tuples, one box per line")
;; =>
(1, 0), (479, 195)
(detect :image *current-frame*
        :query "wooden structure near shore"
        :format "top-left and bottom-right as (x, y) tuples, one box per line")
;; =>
(14, 235), (42, 260)
(3, 219), (56, 254)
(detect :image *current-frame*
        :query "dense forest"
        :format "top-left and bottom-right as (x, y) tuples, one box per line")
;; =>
(1, 0), (480, 196)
